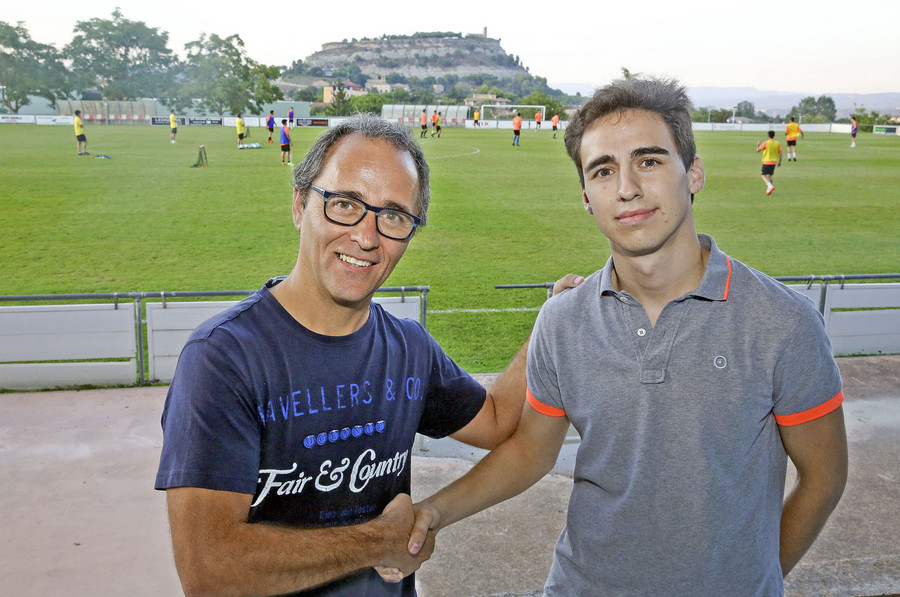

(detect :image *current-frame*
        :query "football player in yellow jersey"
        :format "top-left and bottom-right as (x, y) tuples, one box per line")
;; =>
(74, 110), (88, 155)
(235, 114), (246, 148)
(784, 117), (803, 161)
(756, 130), (782, 195)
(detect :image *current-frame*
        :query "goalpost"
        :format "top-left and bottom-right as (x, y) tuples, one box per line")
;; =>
(480, 104), (546, 127)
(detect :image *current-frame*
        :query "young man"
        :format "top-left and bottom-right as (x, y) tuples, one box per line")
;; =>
(757, 129), (782, 195)
(236, 114), (246, 148)
(551, 113), (560, 138)
(473, 109), (480, 128)
(170, 110), (178, 144)
(512, 112), (522, 146)
(156, 114), (550, 596)
(431, 110), (437, 136)
(279, 118), (292, 165)
(267, 110), (276, 143)
(850, 115), (858, 147)
(288, 106), (295, 128)
(420, 109), (428, 138)
(396, 78), (847, 596)
(534, 110), (542, 130)
(434, 112), (442, 138)
(74, 110), (88, 155)
(785, 116), (804, 161)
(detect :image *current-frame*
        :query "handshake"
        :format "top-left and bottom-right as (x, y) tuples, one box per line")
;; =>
(372, 493), (442, 583)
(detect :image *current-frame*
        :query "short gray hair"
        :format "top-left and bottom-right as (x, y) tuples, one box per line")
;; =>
(293, 113), (431, 228)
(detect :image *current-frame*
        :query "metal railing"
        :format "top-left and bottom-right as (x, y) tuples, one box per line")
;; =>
(496, 274), (900, 315)
(0, 287), (429, 386)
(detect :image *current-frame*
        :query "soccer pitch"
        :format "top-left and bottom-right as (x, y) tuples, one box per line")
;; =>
(1, 123), (897, 372)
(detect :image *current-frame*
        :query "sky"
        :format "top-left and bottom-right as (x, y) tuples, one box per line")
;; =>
(6, 0), (900, 97)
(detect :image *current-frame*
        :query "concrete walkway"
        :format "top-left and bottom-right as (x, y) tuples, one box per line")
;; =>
(0, 356), (897, 596)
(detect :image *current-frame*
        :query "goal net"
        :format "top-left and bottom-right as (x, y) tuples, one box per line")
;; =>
(481, 104), (546, 122)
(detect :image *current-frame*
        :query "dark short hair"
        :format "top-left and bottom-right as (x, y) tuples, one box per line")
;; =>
(292, 113), (431, 227)
(768, 130), (775, 138)
(282, 119), (287, 125)
(564, 77), (696, 187)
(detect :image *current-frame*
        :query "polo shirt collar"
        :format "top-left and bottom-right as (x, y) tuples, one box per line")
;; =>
(598, 234), (732, 302)
(691, 234), (732, 301)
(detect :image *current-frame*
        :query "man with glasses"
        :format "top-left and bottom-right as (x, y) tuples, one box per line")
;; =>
(156, 114), (555, 596)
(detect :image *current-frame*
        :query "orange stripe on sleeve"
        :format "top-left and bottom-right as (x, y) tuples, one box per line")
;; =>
(723, 256), (732, 300)
(775, 390), (844, 426)
(526, 387), (566, 417)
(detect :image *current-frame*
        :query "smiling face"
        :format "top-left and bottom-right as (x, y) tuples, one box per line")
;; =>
(579, 109), (705, 261)
(292, 134), (420, 312)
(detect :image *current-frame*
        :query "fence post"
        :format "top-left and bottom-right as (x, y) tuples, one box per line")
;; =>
(134, 296), (145, 385)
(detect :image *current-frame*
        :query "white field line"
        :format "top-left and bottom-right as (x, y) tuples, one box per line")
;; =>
(426, 145), (481, 159)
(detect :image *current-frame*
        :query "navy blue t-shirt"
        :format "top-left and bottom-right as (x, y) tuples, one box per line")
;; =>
(156, 280), (486, 595)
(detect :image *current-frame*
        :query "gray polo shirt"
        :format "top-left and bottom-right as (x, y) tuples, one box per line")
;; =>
(526, 234), (843, 596)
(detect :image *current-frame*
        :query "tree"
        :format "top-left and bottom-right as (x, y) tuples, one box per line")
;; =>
(0, 21), (71, 113)
(788, 95), (837, 122)
(736, 100), (756, 119)
(443, 85), (467, 104)
(293, 87), (317, 102)
(519, 91), (566, 122)
(64, 9), (175, 100)
(851, 106), (894, 132)
(386, 72), (407, 85)
(282, 59), (304, 76)
(346, 64), (367, 87)
(325, 81), (354, 116)
(690, 106), (731, 123)
(620, 67), (642, 80)
(177, 33), (282, 115)
(350, 92), (387, 115)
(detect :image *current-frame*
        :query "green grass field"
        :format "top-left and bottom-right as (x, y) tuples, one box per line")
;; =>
(1, 122), (898, 372)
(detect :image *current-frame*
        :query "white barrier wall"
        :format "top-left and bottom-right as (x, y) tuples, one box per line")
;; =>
(145, 295), (425, 383)
(0, 304), (137, 390)
(0, 115), (36, 124)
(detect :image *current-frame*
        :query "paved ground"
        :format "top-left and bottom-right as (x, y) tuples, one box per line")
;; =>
(0, 356), (897, 596)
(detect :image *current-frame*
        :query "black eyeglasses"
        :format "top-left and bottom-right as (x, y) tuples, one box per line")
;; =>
(310, 185), (421, 241)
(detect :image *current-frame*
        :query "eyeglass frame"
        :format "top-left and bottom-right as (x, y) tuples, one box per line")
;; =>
(309, 184), (422, 241)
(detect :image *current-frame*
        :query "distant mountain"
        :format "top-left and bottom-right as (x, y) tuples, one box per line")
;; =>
(687, 87), (900, 117)
(549, 84), (900, 116)
(301, 33), (527, 80)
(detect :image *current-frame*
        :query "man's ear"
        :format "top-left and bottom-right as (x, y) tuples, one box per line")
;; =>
(582, 189), (593, 214)
(292, 189), (305, 230)
(688, 156), (705, 195)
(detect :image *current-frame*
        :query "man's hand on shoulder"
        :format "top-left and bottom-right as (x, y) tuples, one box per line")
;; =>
(552, 274), (585, 296)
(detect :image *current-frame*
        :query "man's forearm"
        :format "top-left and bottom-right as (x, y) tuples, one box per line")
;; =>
(179, 519), (390, 596)
(779, 479), (844, 576)
(429, 424), (558, 531)
(778, 408), (848, 576)
(169, 490), (428, 596)
(412, 406), (569, 554)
